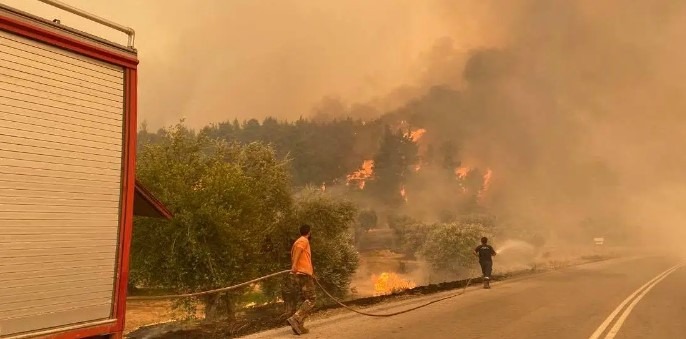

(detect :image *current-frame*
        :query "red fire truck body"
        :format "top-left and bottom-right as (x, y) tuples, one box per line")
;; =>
(0, 2), (169, 338)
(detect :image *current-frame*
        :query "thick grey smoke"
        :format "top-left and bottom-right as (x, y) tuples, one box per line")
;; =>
(392, 0), (686, 250)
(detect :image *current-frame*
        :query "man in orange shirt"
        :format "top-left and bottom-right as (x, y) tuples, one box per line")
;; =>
(287, 224), (316, 335)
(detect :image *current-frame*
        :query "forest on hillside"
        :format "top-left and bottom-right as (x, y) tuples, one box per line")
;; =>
(137, 85), (494, 221)
(129, 48), (631, 319)
(130, 87), (502, 317)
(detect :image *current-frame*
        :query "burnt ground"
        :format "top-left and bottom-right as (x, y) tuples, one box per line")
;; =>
(125, 255), (610, 339)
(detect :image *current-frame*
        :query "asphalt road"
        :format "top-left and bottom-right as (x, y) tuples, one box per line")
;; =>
(242, 255), (685, 339)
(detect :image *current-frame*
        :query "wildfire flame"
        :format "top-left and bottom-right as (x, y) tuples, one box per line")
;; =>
(455, 166), (494, 197)
(455, 166), (470, 179)
(478, 169), (493, 199)
(400, 185), (407, 202)
(346, 126), (425, 192)
(406, 128), (427, 142)
(347, 160), (374, 189)
(410, 128), (427, 173)
(372, 272), (416, 296)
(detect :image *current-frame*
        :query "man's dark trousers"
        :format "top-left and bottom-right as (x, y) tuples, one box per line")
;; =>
(480, 260), (493, 279)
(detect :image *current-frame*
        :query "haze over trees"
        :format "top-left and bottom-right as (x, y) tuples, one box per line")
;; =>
(132, 105), (501, 319)
(130, 0), (678, 314)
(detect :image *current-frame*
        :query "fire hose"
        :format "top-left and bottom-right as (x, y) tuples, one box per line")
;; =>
(127, 269), (476, 317)
(127, 270), (292, 301)
(313, 274), (474, 317)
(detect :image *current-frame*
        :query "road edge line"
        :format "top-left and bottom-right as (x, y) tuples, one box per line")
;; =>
(587, 263), (681, 339)
(603, 263), (684, 339)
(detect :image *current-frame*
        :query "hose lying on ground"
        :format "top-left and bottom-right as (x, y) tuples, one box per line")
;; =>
(127, 269), (477, 317)
(313, 275), (474, 317)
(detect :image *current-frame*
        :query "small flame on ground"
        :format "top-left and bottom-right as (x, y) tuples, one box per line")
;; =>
(372, 272), (416, 296)
(400, 186), (407, 202)
(347, 160), (374, 189)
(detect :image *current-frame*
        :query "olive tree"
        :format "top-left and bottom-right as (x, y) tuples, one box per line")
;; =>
(420, 222), (492, 274)
(358, 209), (378, 231)
(261, 188), (359, 313)
(132, 123), (292, 319)
(388, 215), (435, 258)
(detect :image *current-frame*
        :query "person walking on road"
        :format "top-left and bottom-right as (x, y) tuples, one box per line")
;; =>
(287, 224), (316, 335)
(474, 237), (497, 289)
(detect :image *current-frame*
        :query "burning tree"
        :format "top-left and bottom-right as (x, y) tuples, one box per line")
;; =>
(347, 159), (374, 189)
(366, 125), (419, 206)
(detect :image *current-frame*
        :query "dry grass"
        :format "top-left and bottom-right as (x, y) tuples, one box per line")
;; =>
(125, 300), (203, 334)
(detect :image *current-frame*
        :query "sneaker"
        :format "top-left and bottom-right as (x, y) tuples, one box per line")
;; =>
(287, 317), (303, 335)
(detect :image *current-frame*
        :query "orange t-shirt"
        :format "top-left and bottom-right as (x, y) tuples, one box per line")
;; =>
(291, 236), (313, 276)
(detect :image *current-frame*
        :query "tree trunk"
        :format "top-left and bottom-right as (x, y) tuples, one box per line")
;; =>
(203, 293), (235, 321)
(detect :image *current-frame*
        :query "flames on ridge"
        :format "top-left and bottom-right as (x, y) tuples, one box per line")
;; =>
(346, 127), (426, 191)
(455, 166), (470, 180)
(479, 169), (493, 198)
(344, 126), (494, 202)
(405, 128), (427, 143)
(455, 166), (494, 199)
(347, 159), (374, 189)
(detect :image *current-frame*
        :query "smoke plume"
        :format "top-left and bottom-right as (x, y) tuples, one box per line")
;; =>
(7, 0), (508, 128)
(391, 0), (686, 249)
(9, 0), (686, 251)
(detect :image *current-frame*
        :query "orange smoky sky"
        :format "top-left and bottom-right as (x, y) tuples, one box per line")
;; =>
(5, 0), (509, 128)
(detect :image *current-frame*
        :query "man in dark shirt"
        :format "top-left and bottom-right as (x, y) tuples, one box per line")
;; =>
(474, 237), (497, 289)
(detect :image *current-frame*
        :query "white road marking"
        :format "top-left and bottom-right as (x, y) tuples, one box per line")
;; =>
(603, 263), (684, 339)
(588, 263), (684, 339)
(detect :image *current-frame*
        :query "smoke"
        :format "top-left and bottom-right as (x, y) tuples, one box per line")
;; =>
(387, 0), (686, 251)
(6, 0), (509, 128)
(9, 0), (686, 252)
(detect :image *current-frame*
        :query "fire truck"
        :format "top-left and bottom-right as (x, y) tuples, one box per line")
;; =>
(0, 1), (171, 338)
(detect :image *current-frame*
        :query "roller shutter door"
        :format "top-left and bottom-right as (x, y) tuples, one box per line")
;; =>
(0, 28), (124, 337)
